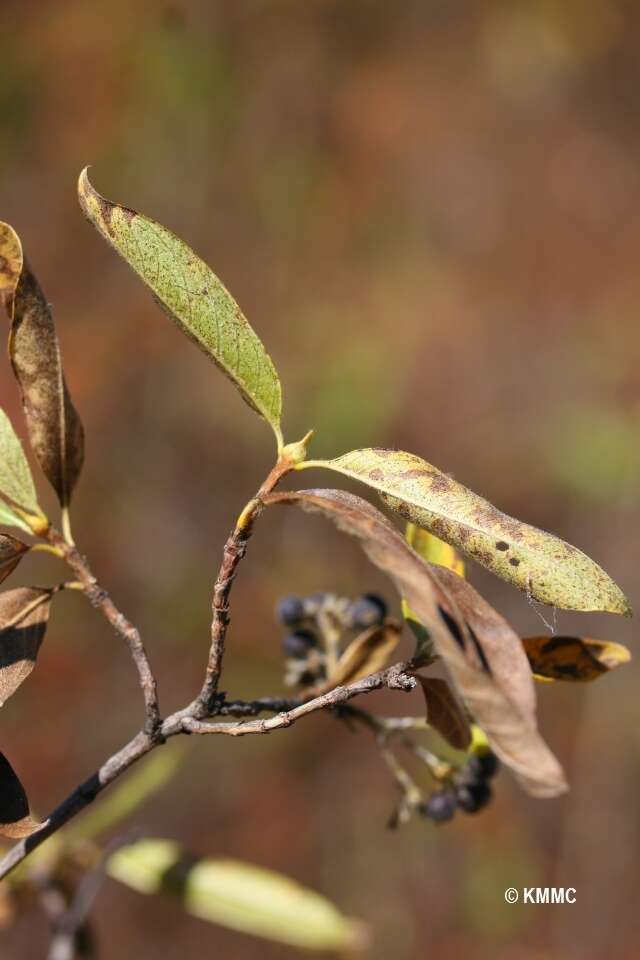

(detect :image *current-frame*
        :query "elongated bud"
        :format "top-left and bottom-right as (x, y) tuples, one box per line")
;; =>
(281, 429), (314, 466)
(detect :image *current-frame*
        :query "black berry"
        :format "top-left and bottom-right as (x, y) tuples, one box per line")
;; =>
(282, 629), (317, 659)
(276, 596), (305, 626)
(468, 751), (500, 780)
(456, 780), (492, 814)
(349, 593), (387, 629)
(422, 789), (457, 823)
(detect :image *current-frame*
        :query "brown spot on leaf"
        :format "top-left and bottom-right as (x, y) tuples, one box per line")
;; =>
(495, 541), (509, 551)
(509, 557), (520, 567)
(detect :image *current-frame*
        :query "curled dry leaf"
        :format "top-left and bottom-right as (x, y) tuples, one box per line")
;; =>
(305, 448), (630, 616)
(0, 223), (85, 508)
(416, 676), (471, 750)
(0, 535), (29, 586)
(78, 169), (283, 445)
(522, 635), (632, 682)
(327, 621), (401, 688)
(0, 752), (41, 839)
(107, 839), (366, 952)
(0, 587), (52, 707)
(430, 564), (537, 724)
(0, 222), (23, 317)
(263, 488), (567, 797)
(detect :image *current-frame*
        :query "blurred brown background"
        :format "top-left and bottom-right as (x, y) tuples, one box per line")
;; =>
(1, 1), (639, 957)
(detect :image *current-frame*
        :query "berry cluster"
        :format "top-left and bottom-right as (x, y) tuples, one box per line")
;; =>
(276, 591), (388, 688)
(421, 750), (500, 823)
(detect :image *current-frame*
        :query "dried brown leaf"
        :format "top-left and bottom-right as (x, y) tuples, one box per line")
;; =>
(264, 488), (566, 797)
(0, 223), (23, 318)
(0, 752), (41, 839)
(416, 676), (471, 750)
(7, 257), (84, 507)
(0, 587), (52, 707)
(0, 535), (29, 587)
(329, 622), (401, 687)
(430, 564), (537, 724)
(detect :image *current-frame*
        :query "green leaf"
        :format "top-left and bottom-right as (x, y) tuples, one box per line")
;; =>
(302, 448), (630, 616)
(78, 169), (283, 446)
(107, 839), (366, 952)
(0, 409), (45, 524)
(0, 500), (34, 535)
(4, 235), (84, 508)
(264, 488), (567, 797)
(522, 635), (632, 682)
(0, 587), (53, 707)
(0, 751), (40, 839)
(0, 534), (29, 586)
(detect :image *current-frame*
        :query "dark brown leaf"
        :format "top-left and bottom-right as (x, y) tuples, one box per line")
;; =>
(0, 751), (41, 839)
(416, 676), (471, 750)
(0, 534), (29, 586)
(264, 488), (566, 797)
(7, 258), (84, 507)
(0, 587), (52, 707)
(522, 635), (631, 682)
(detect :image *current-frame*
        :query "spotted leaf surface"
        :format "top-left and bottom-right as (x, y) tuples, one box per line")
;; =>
(307, 448), (630, 616)
(0, 222), (23, 317)
(265, 488), (567, 797)
(523, 635), (631, 682)
(5, 245), (84, 507)
(78, 169), (283, 444)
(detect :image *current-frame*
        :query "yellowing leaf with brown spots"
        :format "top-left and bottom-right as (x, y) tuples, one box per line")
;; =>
(0, 752), (41, 840)
(264, 488), (567, 797)
(326, 622), (401, 688)
(416, 676), (471, 750)
(523, 635), (631, 682)
(0, 587), (52, 707)
(4, 244), (84, 508)
(303, 449), (630, 616)
(78, 169), (283, 446)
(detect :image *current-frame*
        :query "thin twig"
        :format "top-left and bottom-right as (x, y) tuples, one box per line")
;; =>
(182, 660), (417, 737)
(192, 457), (293, 717)
(0, 661), (417, 882)
(47, 528), (161, 737)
